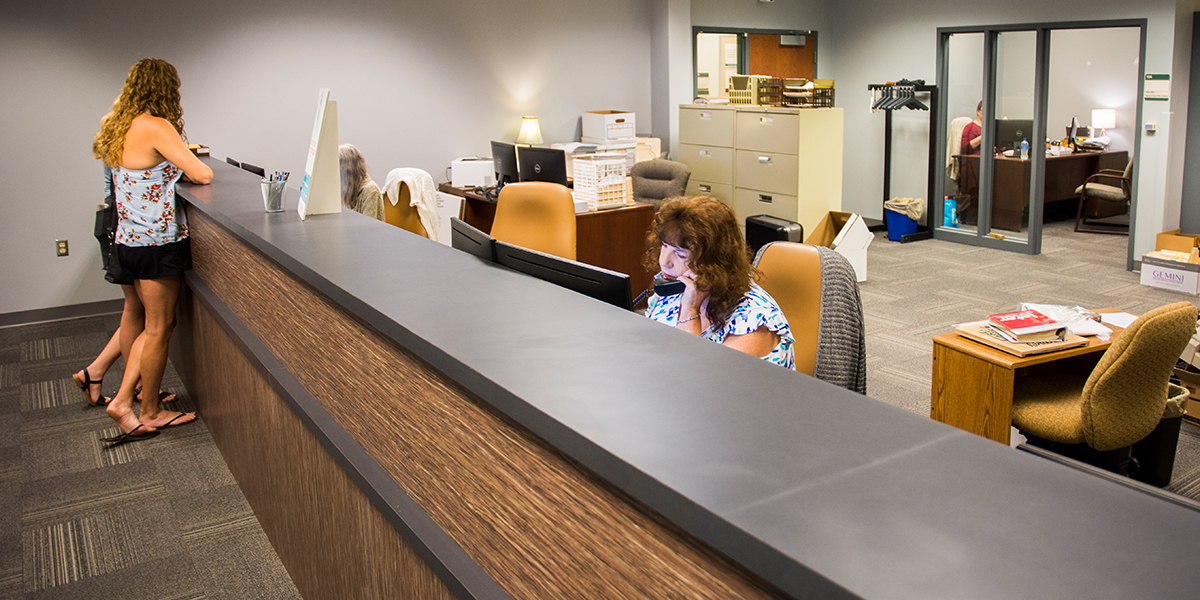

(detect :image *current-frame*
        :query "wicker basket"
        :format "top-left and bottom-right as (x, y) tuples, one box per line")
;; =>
(573, 154), (629, 210)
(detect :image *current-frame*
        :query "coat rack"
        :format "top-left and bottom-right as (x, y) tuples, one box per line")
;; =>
(868, 82), (939, 243)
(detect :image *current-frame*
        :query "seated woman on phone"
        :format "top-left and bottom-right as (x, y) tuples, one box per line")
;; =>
(643, 196), (794, 369)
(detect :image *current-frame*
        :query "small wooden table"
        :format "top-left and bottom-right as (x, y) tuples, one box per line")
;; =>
(439, 184), (655, 306)
(930, 311), (1127, 445)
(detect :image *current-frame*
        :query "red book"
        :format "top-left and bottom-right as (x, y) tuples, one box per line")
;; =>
(987, 309), (1064, 337)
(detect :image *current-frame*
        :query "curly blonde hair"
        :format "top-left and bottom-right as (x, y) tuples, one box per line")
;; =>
(643, 196), (759, 329)
(92, 58), (185, 166)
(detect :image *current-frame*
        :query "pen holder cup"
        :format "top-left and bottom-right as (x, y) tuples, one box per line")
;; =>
(261, 180), (286, 213)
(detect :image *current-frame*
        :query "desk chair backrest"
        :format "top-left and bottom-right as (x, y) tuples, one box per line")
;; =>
(491, 182), (576, 261)
(1082, 301), (1197, 451)
(947, 117), (972, 180)
(383, 181), (429, 238)
(753, 242), (867, 392)
(631, 159), (691, 211)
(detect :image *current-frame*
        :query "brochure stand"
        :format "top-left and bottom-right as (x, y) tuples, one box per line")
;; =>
(298, 88), (341, 219)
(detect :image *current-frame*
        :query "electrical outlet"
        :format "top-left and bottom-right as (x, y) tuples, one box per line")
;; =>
(56, 239), (69, 256)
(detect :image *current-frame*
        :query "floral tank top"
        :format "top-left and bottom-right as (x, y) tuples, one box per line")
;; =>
(114, 161), (186, 247)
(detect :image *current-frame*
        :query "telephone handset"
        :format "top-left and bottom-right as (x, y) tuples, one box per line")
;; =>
(653, 275), (685, 297)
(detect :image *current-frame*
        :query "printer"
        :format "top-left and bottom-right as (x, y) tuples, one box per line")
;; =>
(451, 157), (495, 187)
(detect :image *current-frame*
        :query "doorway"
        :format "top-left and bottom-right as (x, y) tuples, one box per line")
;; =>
(935, 20), (1144, 264)
(693, 28), (817, 101)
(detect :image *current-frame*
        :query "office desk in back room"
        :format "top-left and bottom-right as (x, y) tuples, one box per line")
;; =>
(439, 183), (655, 302)
(958, 150), (1128, 231)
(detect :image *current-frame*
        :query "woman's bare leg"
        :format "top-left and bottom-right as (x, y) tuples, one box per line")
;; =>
(130, 276), (193, 428)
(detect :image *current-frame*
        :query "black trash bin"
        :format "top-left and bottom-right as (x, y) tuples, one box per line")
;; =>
(1130, 384), (1189, 487)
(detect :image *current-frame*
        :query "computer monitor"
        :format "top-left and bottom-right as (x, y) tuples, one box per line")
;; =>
(994, 119), (1034, 153)
(450, 217), (496, 262)
(493, 240), (632, 310)
(491, 141), (519, 189)
(517, 147), (569, 186)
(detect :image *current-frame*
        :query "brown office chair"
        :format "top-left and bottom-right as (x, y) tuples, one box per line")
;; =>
(382, 181), (429, 239)
(630, 159), (691, 211)
(752, 242), (866, 393)
(1011, 301), (1197, 476)
(1073, 156), (1133, 235)
(491, 182), (576, 260)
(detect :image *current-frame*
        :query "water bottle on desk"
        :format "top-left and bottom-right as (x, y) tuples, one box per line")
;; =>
(1020, 138), (1029, 160)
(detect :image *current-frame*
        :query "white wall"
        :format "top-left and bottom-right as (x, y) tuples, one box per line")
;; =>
(826, 0), (1184, 261)
(0, 0), (654, 314)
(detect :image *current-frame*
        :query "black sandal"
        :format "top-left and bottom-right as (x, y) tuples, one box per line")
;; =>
(102, 424), (159, 447)
(72, 369), (110, 407)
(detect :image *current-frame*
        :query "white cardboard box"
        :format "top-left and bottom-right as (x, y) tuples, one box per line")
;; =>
(1140, 253), (1200, 294)
(582, 110), (636, 144)
(806, 211), (874, 282)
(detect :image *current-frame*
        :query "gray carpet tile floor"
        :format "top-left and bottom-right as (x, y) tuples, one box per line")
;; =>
(3, 217), (1199, 598)
(0, 313), (299, 600)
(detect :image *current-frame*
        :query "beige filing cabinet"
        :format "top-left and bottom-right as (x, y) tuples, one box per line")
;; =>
(678, 105), (843, 234)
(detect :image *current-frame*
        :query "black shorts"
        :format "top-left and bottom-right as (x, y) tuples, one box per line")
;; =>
(115, 238), (191, 281)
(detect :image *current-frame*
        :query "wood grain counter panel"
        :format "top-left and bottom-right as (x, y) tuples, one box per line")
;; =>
(186, 209), (784, 599)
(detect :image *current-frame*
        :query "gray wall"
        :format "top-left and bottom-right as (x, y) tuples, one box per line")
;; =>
(0, 0), (653, 314)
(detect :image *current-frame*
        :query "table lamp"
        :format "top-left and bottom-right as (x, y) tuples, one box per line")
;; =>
(1091, 109), (1115, 137)
(516, 116), (543, 146)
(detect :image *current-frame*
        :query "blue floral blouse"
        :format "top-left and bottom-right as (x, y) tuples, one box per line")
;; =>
(646, 280), (795, 370)
(114, 161), (186, 247)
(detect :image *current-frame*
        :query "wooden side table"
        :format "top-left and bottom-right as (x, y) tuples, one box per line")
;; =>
(930, 313), (1126, 444)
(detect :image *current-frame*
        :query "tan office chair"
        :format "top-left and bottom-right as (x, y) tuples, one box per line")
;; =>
(1011, 301), (1197, 475)
(630, 159), (691, 211)
(491, 182), (576, 260)
(1073, 156), (1133, 235)
(752, 242), (866, 393)
(382, 181), (429, 239)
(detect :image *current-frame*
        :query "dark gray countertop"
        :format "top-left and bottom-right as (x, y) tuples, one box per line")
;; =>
(181, 158), (1200, 600)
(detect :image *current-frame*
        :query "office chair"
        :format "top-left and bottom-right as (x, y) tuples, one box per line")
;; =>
(1073, 156), (1133, 235)
(382, 180), (429, 239)
(491, 182), (577, 261)
(240, 162), (266, 177)
(225, 157), (240, 168)
(630, 159), (691, 211)
(1011, 301), (1197, 477)
(752, 242), (866, 393)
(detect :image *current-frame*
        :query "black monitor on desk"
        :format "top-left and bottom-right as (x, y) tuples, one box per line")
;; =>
(493, 240), (632, 310)
(450, 217), (496, 262)
(995, 119), (1033, 153)
(491, 141), (519, 189)
(517, 147), (569, 186)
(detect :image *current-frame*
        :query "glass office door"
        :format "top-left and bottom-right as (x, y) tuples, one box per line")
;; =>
(935, 20), (1145, 261)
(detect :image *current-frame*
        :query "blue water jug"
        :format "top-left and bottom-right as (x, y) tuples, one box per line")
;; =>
(943, 196), (959, 228)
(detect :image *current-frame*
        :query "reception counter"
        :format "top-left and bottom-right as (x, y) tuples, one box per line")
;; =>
(172, 158), (1200, 600)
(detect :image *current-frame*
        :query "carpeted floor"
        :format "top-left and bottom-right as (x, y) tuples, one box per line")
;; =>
(0, 313), (299, 600)
(859, 217), (1200, 501)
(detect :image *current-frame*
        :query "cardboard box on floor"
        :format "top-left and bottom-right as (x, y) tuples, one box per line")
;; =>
(806, 211), (873, 282)
(1140, 252), (1200, 294)
(1156, 229), (1200, 254)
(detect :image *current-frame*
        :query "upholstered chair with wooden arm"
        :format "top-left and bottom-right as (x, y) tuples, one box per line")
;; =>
(1011, 301), (1197, 475)
(1073, 156), (1133, 235)
(491, 182), (576, 261)
(752, 241), (866, 393)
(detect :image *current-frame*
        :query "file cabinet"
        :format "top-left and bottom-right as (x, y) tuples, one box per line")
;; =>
(678, 105), (843, 234)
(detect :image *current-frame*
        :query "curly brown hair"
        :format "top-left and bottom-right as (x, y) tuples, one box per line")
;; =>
(92, 58), (185, 166)
(642, 196), (759, 329)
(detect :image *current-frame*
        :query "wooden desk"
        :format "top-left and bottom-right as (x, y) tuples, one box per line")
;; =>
(958, 150), (1128, 231)
(930, 314), (1126, 445)
(439, 184), (655, 305)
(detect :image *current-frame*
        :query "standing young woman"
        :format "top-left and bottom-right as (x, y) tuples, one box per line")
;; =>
(92, 58), (212, 444)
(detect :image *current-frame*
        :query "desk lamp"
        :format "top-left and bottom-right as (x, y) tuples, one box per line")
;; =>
(1091, 109), (1115, 138)
(516, 116), (543, 147)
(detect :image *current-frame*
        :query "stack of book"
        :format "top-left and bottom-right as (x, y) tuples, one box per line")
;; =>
(956, 309), (1087, 357)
